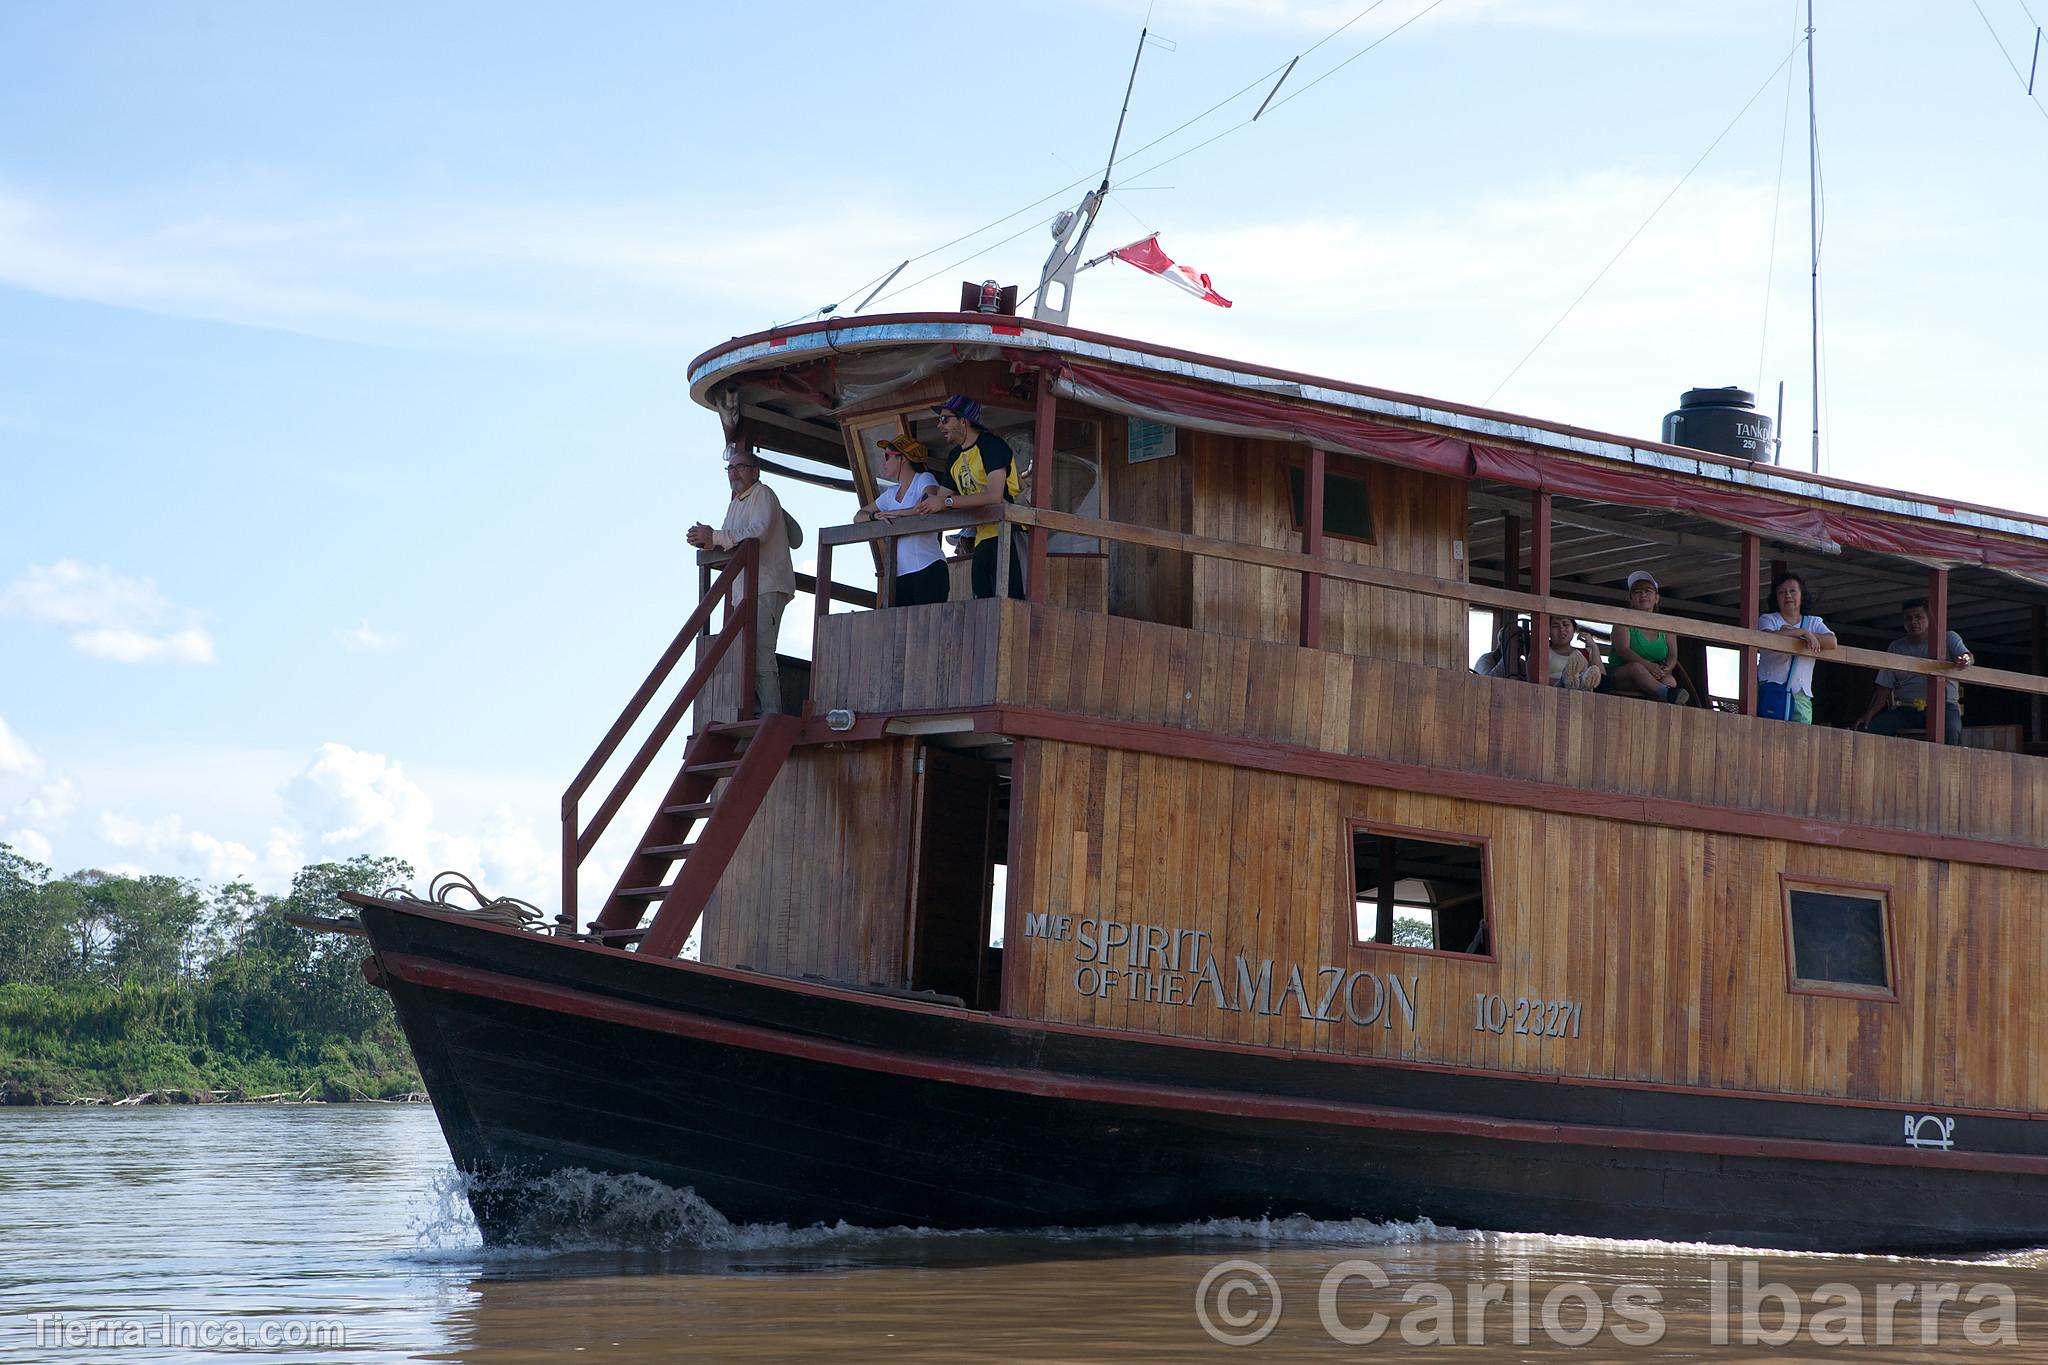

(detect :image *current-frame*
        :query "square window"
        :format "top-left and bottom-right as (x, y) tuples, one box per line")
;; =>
(1286, 463), (1375, 543)
(1350, 824), (1490, 957)
(1783, 882), (1894, 999)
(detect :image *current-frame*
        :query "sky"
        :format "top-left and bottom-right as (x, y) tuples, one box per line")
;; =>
(4, 0), (2045, 908)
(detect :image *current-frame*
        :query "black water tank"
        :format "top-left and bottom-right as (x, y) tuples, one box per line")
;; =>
(1662, 387), (1775, 462)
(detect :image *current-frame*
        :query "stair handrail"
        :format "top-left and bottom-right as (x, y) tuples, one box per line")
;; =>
(559, 539), (759, 933)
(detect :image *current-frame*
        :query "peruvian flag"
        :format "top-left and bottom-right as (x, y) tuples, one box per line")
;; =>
(1108, 233), (1233, 308)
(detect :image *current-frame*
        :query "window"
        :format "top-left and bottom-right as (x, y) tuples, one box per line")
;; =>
(1782, 880), (1895, 999)
(1349, 823), (1490, 957)
(1286, 463), (1376, 543)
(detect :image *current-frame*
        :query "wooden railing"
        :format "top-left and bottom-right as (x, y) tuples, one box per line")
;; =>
(812, 502), (2048, 709)
(558, 540), (758, 934)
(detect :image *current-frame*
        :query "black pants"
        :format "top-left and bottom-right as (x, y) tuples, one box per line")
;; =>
(894, 560), (950, 607)
(971, 536), (1025, 600)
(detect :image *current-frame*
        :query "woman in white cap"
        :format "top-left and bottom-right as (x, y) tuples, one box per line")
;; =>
(855, 435), (950, 606)
(1607, 570), (1689, 705)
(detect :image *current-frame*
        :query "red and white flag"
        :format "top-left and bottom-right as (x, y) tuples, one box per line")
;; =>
(1108, 233), (1233, 308)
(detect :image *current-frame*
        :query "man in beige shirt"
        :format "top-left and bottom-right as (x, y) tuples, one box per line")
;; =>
(686, 449), (795, 716)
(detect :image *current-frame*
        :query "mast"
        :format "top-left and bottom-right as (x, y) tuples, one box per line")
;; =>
(1806, 0), (1820, 473)
(1034, 29), (1150, 325)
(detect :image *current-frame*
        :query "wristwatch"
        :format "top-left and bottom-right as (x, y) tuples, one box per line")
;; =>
(945, 496), (954, 508)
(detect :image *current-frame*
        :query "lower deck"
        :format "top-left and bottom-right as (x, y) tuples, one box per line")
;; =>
(692, 598), (2048, 1118)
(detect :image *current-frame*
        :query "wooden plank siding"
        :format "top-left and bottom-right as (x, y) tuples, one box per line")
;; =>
(697, 739), (918, 986)
(1007, 736), (2048, 1112)
(1188, 433), (1468, 668)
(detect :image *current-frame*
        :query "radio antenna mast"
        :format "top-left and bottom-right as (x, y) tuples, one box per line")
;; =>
(1035, 28), (1155, 325)
(1806, 0), (1821, 473)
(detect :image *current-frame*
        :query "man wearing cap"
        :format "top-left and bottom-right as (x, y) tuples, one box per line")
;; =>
(1606, 570), (1689, 705)
(1854, 598), (1973, 744)
(913, 394), (1024, 600)
(686, 447), (795, 716)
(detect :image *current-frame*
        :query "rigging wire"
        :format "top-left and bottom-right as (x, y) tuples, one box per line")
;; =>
(860, 0), (1427, 311)
(1756, 0), (1803, 399)
(1484, 39), (1805, 407)
(1968, 0), (2048, 122)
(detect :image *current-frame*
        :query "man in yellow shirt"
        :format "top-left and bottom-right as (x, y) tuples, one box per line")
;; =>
(913, 394), (1023, 599)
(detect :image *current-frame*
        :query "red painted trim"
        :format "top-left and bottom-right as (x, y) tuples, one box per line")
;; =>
(1779, 874), (1900, 1004)
(381, 950), (2048, 1177)
(345, 897), (2048, 1123)
(1341, 816), (1498, 963)
(988, 706), (2048, 875)
(688, 315), (2048, 535)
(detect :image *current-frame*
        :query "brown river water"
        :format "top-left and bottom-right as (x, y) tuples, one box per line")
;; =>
(2, 1105), (2044, 1362)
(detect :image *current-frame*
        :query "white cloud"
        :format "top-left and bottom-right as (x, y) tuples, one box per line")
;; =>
(0, 715), (42, 777)
(332, 620), (399, 653)
(71, 626), (218, 665)
(1, 560), (217, 666)
(2, 827), (53, 867)
(13, 777), (76, 824)
(99, 810), (258, 884)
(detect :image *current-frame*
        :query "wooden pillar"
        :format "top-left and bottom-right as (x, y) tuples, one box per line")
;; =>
(1739, 533), (1761, 715)
(1027, 381), (1056, 604)
(811, 539), (833, 716)
(1301, 447), (1326, 649)
(1494, 513), (1522, 667)
(2032, 605), (2046, 744)
(1926, 567), (1949, 745)
(1375, 835), (1398, 945)
(1527, 492), (1551, 687)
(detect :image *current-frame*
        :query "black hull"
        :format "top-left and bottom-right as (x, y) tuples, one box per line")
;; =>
(358, 900), (2048, 1253)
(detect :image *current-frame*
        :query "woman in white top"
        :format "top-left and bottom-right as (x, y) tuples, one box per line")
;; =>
(856, 436), (950, 607)
(1756, 571), (1835, 723)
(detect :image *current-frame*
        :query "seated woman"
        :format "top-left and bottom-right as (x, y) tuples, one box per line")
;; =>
(1756, 570), (1835, 723)
(1544, 616), (1605, 691)
(1606, 570), (1689, 705)
(855, 436), (950, 606)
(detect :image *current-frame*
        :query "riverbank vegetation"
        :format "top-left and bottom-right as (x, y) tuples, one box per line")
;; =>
(0, 846), (422, 1104)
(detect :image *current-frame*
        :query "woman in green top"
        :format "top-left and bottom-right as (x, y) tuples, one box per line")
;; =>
(1608, 570), (1690, 705)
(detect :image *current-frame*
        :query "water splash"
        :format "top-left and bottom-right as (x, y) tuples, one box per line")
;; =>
(403, 1163), (1474, 1257)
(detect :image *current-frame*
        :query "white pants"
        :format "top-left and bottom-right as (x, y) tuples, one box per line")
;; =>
(752, 591), (792, 716)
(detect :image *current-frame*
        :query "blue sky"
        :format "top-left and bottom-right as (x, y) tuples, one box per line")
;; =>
(4, 0), (2045, 904)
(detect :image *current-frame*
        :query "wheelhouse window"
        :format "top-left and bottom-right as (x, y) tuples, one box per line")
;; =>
(1349, 823), (1490, 956)
(1286, 461), (1376, 544)
(1783, 879), (1895, 999)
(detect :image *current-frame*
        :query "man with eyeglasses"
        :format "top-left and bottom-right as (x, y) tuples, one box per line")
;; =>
(687, 446), (795, 715)
(913, 393), (1024, 600)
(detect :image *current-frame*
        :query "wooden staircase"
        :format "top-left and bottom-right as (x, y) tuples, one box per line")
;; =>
(588, 712), (800, 957)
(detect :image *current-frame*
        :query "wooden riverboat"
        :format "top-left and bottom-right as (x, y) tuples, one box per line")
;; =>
(349, 311), (2048, 1252)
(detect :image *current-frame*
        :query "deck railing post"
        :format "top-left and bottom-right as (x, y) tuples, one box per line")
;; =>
(1528, 492), (1551, 687)
(1740, 533), (1761, 715)
(1300, 447), (1325, 649)
(996, 514), (1014, 606)
(812, 539), (834, 714)
(1029, 382), (1056, 604)
(560, 797), (578, 934)
(1928, 567), (1950, 745)
(2033, 605), (2046, 744)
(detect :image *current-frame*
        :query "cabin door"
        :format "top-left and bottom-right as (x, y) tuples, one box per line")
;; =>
(907, 746), (1003, 1010)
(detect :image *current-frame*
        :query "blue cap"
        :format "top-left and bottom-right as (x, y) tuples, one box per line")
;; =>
(932, 394), (981, 426)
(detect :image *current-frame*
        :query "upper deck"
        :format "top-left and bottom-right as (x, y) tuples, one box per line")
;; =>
(684, 313), (2048, 818)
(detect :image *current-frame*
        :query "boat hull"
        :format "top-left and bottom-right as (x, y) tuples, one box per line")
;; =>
(357, 899), (2048, 1252)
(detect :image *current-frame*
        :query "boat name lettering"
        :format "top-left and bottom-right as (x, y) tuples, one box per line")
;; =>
(1033, 915), (1417, 1030)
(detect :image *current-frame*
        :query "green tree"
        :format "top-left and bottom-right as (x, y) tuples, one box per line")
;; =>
(0, 843), (64, 985)
(92, 874), (207, 985)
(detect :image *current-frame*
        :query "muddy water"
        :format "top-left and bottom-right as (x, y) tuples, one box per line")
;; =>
(2, 1105), (2041, 1362)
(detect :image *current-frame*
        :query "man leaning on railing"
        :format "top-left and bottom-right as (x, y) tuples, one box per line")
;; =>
(687, 446), (795, 715)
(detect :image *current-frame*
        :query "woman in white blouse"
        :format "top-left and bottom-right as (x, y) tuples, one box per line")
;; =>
(856, 436), (950, 606)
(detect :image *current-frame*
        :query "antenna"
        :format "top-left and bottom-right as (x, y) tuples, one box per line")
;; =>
(1806, 0), (1821, 474)
(1034, 28), (1158, 325)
